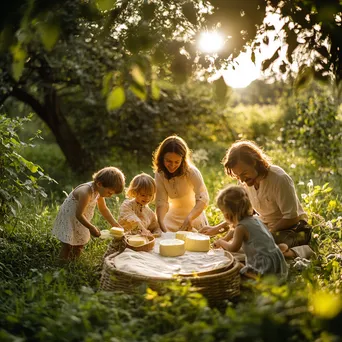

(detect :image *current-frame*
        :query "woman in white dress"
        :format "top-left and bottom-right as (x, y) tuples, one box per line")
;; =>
(152, 136), (209, 232)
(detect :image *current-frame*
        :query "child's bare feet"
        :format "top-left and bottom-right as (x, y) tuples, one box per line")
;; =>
(278, 243), (296, 258)
(278, 243), (289, 253)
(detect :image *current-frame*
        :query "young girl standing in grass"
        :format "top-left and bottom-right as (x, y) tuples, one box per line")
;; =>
(118, 173), (161, 237)
(214, 185), (288, 278)
(52, 166), (125, 260)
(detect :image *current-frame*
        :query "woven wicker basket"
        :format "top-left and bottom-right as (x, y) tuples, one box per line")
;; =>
(100, 251), (241, 305)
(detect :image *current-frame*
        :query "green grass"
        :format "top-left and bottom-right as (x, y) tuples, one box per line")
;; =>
(1, 144), (342, 341)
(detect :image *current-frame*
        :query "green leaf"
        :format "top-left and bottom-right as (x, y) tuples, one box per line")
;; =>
(286, 30), (298, 64)
(29, 175), (37, 182)
(27, 163), (38, 173)
(37, 22), (60, 51)
(12, 60), (25, 81)
(316, 45), (330, 59)
(6, 315), (19, 323)
(151, 80), (161, 100)
(157, 80), (173, 90)
(13, 196), (22, 209)
(131, 65), (145, 87)
(9, 204), (17, 216)
(327, 200), (337, 211)
(10, 138), (20, 146)
(102, 72), (113, 97)
(10, 44), (27, 81)
(130, 84), (147, 101)
(96, 0), (116, 12)
(106, 86), (125, 111)
(294, 66), (313, 90)
(251, 51), (255, 64)
(262, 47), (280, 71)
(10, 44), (26, 61)
(16, 153), (39, 173)
(0, 189), (11, 200)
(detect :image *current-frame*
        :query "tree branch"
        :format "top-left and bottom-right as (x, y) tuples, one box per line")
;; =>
(10, 87), (48, 123)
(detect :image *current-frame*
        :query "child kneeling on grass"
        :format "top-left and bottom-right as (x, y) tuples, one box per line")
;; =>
(52, 166), (125, 261)
(214, 185), (288, 279)
(118, 173), (162, 237)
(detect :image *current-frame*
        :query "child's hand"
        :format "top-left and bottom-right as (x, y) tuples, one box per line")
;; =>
(90, 227), (101, 238)
(200, 225), (220, 236)
(213, 239), (223, 248)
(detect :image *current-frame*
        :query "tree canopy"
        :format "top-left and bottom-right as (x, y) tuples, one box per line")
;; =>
(0, 0), (341, 171)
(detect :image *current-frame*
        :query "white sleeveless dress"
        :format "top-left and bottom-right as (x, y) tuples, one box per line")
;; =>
(52, 182), (99, 246)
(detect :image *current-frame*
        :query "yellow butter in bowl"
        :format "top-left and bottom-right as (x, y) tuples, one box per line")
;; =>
(127, 235), (147, 247)
(110, 227), (125, 237)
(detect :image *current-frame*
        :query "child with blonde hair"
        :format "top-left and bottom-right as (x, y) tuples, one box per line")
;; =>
(118, 173), (161, 237)
(214, 185), (288, 278)
(52, 166), (125, 260)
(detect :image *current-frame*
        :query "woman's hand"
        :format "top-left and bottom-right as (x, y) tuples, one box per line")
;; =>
(180, 217), (193, 231)
(141, 228), (153, 237)
(89, 226), (101, 238)
(159, 222), (168, 233)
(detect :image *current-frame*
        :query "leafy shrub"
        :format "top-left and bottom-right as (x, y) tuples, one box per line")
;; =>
(280, 85), (342, 171)
(20, 141), (79, 200)
(0, 115), (54, 224)
(1, 269), (341, 342)
(222, 104), (282, 143)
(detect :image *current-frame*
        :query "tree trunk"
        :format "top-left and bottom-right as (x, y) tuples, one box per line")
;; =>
(11, 86), (93, 173)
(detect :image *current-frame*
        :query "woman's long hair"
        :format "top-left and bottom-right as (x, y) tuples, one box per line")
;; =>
(152, 135), (191, 179)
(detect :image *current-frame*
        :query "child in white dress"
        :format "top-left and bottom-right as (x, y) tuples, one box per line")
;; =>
(52, 166), (125, 260)
(118, 173), (162, 237)
(214, 185), (288, 278)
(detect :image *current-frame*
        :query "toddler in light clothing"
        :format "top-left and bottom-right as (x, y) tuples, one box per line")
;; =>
(119, 173), (161, 237)
(52, 166), (125, 260)
(214, 185), (288, 279)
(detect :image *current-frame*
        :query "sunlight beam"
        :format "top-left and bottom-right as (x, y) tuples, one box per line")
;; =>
(198, 31), (224, 54)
